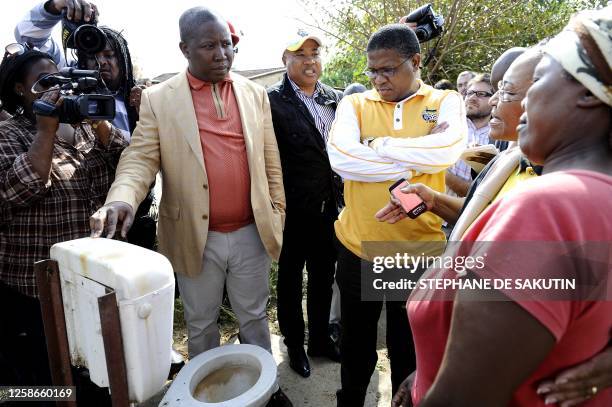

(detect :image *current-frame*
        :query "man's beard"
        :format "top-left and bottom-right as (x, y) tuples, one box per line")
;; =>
(467, 109), (492, 120)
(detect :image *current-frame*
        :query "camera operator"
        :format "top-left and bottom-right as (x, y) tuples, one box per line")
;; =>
(0, 45), (127, 389)
(16, 0), (158, 251)
(15, 0), (139, 141)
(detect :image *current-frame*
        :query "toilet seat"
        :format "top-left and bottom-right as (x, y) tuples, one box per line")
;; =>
(160, 344), (278, 407)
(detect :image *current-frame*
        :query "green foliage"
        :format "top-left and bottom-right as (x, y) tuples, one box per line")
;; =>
(324, 51), (368, 88)
(302, 0), (608, 88)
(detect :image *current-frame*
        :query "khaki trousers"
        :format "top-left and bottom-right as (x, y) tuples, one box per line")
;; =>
(176, 223), (272, 358)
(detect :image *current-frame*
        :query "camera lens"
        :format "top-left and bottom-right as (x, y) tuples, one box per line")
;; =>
(74, 25), (107, 54)
(415, 26), (430, 42)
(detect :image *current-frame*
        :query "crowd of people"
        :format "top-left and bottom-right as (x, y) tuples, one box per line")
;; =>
(0, 1), (610, 406)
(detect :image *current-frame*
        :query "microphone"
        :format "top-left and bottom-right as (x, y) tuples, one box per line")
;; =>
(59, 67), (99, 78)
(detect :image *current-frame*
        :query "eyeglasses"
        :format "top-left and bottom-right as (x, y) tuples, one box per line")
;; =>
(363, 58), (411, 79)
(465, 90), (493, 99)
(496, 81), (526, 103)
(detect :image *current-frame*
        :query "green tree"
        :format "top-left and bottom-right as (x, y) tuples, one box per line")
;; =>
(298, 0), (607, 88)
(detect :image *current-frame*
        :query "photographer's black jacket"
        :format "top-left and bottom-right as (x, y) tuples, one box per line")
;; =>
(267, 74), (343, 215)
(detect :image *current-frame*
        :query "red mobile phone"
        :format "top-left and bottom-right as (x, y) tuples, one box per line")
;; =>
(388, 179), (427, 219)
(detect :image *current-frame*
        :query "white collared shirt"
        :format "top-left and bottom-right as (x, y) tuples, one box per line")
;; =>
(327, 84), (467, 182)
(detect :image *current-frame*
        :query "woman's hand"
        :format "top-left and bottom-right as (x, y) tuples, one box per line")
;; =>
(392, 372), (415, 407)
(401, 183), (436, 211)
(537, 346), (612, 406)
(30, 90), (62, 183)
(375, 183), (436, 224)
(35, 90), (62, 136)
(87, 120), (112, 146)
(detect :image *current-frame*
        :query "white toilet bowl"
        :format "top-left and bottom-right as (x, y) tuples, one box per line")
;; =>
(160, 344), (277, 407)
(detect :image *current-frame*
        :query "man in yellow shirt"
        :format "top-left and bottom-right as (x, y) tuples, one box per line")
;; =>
(326, 24), (467, 407)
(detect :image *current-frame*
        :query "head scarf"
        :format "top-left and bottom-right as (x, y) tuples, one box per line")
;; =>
(545, 6), (612, 106)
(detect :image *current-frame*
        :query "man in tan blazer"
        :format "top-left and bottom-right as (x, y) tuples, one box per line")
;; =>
(90, 7), (290, 405)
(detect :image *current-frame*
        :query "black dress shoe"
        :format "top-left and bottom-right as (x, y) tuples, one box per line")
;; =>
(266, 388), (293, 407)
(286, 345), (311, 378)
(307, 340), (341, 363)
(329, 322), (342, 345)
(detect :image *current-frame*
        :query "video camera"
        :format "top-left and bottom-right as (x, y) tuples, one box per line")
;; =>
(404, 3), (444, 43)
(32, 67), (115, 124)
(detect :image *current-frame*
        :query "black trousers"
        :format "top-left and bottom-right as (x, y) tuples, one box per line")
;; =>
(277, 205), (337, 349)
(335, 240), (416, 407)
(0, 283), (112, 406)
(0, 283), (51, 387)
(127, 189), (157, 251)
(0, 283), (54, 406)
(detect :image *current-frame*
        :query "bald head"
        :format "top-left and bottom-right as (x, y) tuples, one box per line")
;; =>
(179, 6), (223, 43)
(178, 6), (233, 83)
(491, 47), (527, 91)
(343, 83), (367, 96)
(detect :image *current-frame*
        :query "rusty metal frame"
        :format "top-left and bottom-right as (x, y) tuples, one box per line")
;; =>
(36, 259), (131, 407)
(98, 289), (130, 407)
(35, 259), (76, 407)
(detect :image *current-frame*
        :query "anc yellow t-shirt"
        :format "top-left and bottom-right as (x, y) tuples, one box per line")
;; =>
(493, 163), (539, 203)
(335, 85), (455, 259)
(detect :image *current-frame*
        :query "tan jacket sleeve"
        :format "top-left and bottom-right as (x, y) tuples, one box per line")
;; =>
(105, 89), (160, 210)
(261, 89), (286, 224)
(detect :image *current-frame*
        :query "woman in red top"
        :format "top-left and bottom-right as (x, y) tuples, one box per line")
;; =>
(394, 8), (612, 407)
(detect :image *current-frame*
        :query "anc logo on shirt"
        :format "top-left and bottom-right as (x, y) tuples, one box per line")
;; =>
(422, 108), (438, 123)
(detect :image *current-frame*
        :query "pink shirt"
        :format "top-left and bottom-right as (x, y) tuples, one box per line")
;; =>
(187, 71), (254, 233)
(409, 170), (612, 406)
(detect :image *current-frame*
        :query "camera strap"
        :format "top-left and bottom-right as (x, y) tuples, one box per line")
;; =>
(423, 35), (443, 67)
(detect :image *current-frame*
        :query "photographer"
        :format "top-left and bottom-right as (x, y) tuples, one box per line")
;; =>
(0, 45), (126, 388)
(15, 0), (138, 140)
(16, 0), (157, 250)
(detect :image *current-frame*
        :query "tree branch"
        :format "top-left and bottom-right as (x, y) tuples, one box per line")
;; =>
(295, 17), (366, 52)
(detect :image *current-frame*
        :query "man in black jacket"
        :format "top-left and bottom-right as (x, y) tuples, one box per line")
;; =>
(267, 32), (342, 378)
